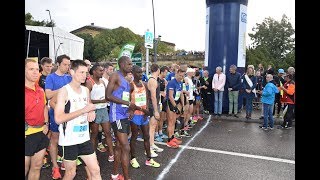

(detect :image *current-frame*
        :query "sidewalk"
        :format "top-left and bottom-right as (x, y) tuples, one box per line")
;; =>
(207, 108), (295, 126)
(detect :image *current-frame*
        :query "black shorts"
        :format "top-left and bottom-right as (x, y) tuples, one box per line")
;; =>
(167, 99), (180, 112)
(25, 131), (50, 156)
(111, 118), (130, 134)
(61, 140), (95, 161)
(188, 100), (194, 105)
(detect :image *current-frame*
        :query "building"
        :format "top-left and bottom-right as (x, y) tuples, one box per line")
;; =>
(70, 23), (108, 37)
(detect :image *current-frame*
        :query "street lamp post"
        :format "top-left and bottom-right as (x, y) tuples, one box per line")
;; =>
(46, 9), (56, 62)
(152, 0), (157, 63)
(56, 43), (63, 58)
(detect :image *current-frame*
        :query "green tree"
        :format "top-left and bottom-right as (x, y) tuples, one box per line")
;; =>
(247, 14), (295, 70)
(25, 12), (56, 27)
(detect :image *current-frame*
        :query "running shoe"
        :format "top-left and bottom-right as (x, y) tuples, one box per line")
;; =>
(166, 140), (179, 148)
(145, 158), (160, 168)
(172, 137), (182, 145)
(76, 158), (82, 166)
(56, 155), (63, 163)
(154, 135), (164, 142)
(144, 149), (158, 157)
(52, 167), (62, 179)
(151, 144), (164, 152)
(108, 155), (114, 162)
(174, 131), (181, 138)
(110, 174), (124, 180)
(97, 142), (107, 152)
(42, 157), (50, 169)
(159, 133), (168, 139)
(180, 131), (192, 137)
(130, 158), (140, 168)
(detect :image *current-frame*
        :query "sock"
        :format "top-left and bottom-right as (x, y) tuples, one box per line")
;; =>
(131, 156), (135, 160)
(155, 132), (159, 136)
(98, 131), (102, 143)
(111, 174), (119, 178)
(159, 130), (163, 135)
(147, 157), (152, 161)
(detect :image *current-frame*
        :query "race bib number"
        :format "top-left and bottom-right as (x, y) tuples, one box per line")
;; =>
(182, 83), (186, 91)
(135, 93), (146, 107)
(73, 125), (88, 132)
(122, 91), (130, 107)
(174, 91), (181, 101)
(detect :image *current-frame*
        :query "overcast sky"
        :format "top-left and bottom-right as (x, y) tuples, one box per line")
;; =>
(25, 0), (295, 51)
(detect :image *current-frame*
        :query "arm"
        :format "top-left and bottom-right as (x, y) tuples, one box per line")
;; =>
(106, 72), (130, 106)
(54, 87), (96, 125)
(148, 79), (159, 114)
(280, 83), (295, 95)
(43, 103), (49, 134)
(168, 89), (177, 107)
(212, 75), (215, 89)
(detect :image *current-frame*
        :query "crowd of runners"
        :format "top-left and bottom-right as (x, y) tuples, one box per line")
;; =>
(25, 55), (295, 180)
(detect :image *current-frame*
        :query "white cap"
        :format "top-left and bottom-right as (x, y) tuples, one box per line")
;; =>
(186, 68), (195, 73)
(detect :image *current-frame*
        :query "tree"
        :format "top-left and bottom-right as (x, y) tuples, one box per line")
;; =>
(247, 14), (295, 70)
(25, 12), (56, 27)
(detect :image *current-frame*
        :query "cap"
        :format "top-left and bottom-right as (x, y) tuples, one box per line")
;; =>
(186, 68), (195, 73)
(278, 69), (284, 74)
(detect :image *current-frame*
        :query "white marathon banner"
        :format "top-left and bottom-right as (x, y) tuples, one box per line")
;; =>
(237, 4), (247, 68)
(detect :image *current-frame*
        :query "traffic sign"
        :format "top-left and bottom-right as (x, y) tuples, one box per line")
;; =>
(144, 30), (154, 49)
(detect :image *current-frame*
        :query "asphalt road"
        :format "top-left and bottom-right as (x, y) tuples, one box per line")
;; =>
(39, 115), (295, 180)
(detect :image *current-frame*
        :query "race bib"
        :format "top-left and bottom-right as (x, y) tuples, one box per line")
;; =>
(174, 91), (181, 101)
(122, 91), (130, 107)
(135, 93), (146, 107)
(73, 125), (88, 132)
(182, 83), (186, 91)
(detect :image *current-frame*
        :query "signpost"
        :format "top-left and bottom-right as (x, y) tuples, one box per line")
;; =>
(144, 29), (154, 76)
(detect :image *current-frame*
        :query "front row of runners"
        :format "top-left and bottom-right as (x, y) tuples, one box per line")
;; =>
(25, 56), (199, 180)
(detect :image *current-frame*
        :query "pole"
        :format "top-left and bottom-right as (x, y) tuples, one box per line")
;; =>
(26, 30), (31, 58)
(146, 48), (149, 76)
(56, 43), (63, 58)
(152, 0), (157, 63)
(46, 9), (56, 62)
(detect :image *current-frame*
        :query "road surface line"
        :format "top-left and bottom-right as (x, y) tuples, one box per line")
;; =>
(156, 115), (212, 180)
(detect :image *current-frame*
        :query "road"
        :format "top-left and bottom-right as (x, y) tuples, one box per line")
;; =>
(40, 115), (295, 180)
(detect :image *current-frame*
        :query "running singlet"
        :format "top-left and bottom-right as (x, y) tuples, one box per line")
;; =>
(131, 81), (147, 115)
(166, 78), (182, 101)
(109, 71), (130, 122)
(58, 84), (89, 146)
(89, 79), (107, 109)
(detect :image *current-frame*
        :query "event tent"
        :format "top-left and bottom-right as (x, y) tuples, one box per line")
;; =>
(25, 25), (84, 62)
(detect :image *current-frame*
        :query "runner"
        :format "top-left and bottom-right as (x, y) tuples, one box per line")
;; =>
(85, 63), (114, 162)
(165, 69), (185, 148)
(54, 60), (102, 180)
(147, 64), (166, 153)
(25, 58), (50, 179)
(106, 56), (138, 180)
(45, 54), (72, 179)
(129, 65), (160, 169)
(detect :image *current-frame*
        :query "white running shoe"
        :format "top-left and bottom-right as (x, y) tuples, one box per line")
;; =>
(144, 149), (158, 157)
(151, 144), (164, 152)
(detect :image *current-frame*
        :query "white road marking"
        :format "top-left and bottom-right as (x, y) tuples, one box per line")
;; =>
(156, 115), (212, 180)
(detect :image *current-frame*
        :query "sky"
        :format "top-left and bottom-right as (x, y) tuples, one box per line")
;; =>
(25, 0), (295, 51)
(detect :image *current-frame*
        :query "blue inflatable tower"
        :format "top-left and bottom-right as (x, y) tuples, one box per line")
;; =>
(205, 0), (248, 113)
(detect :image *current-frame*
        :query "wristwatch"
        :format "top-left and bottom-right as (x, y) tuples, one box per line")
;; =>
(44, 122), (49, 125)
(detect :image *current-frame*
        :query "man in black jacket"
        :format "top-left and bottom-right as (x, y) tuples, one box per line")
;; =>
(226, 65), (241, 117)
(200, 70), (213, 114)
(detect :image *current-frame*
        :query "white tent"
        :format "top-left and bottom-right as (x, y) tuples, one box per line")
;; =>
(25, 25), (84, 62)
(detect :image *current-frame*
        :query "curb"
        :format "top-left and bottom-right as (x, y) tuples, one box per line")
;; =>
(207, 115), (295, 126)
